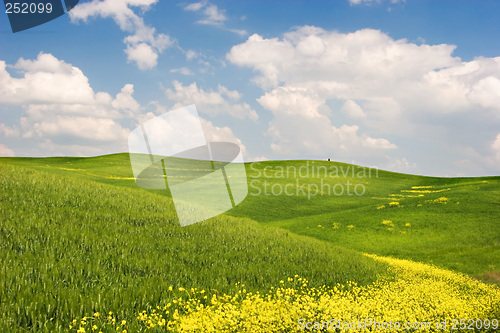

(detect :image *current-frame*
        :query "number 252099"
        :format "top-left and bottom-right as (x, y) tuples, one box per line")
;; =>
(5, 2), (53, 14)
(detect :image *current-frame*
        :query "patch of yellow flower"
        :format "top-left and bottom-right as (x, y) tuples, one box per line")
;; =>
(389, 201), (400, 207)
(70, 260), (500, 333)
(70, 311), (125, 333)
(432, 197), (448, 204)
(402, 188), (451, 194)
(131, 256), (500, 332)
(381, 220), (394, 227)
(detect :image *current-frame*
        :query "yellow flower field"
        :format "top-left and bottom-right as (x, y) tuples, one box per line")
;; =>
(71, 255), (500, 333)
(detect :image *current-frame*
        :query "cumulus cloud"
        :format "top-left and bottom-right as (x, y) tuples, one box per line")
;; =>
(184, 1), (247, 36)
(69, 0), (174, 70)
(340, 100), (366, 119)
(184, 1), (226, 26)
(165, 81), (258, 121)
(0, 56), (249, 159)
(258, 86), (396, 159)
(170, 67), (194, 75)
(349, 0), (403, 5)
(22, 116), (129, 142)
(228, 28), (460, 92)
(185, 50), (198, 60)
(349, 0), (379, 5)
(493, 133), (500, 161)
(249, 156), (268, 162)
(0, 123), (20, 137)
(0, 53), (94, 104)
(0, 144), (15, 157)
(111, 84), (140, 111)
(141, 101), (247, 158)
(1, 53), (140, 116)
(469, 76), (500, 110)
(227, 26), (500, 175)
(383, 157), (418, 174)
(0, 53), (141, 155)
(200, 118), (247, 157)
(184, 1), (206, 12)
(124, 43), (159, 71)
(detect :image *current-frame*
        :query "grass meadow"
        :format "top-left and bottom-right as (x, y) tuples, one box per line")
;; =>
(0, 154), (499, 332)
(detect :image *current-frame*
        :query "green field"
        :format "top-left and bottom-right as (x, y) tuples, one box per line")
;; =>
(0, 154), (499, 332)
(229, 160), (500, 281)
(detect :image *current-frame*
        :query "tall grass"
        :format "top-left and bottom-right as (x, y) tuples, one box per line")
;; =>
(0, 162), (386, 332)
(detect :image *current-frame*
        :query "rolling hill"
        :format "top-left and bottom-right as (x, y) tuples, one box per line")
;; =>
(0, 154), (498, 332)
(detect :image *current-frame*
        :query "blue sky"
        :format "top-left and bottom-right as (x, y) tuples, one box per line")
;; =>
(1, 0), (500, 176)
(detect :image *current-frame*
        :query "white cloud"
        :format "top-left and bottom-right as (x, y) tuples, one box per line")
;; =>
(185, 50), (198, 60)
(0, 54), (142, 155)
(227, 26), (500, 175)
(227, 33), (295, 89)
(383, 157), (418, 174)
(228, 28), (460, 92)
(0, 123), (20, 137)
(0, 144), (15, 157)
(69, 0), (174, 70)
(111, 84), (140, 112)
(165, 81), (258, 121)
(469, 76), (500, 110)
(200, 118), (247, 157)
(198, 3), (226, 26)
(184, 1), (226, 26)
(170, 67), (194, 75)
(228, 28), (248, 37)
(184, 1), (247, 36)
(0, 53), (94, 104)
(184, 1), (205, 12)
(340, 99), (366, 118)
(248, 156), (268, 162)
(1, 53), (141, 117)
(362, 136), (396, 149)
(125, 43), (159, 70)
(25, 116), (129, 142)
(493, 133), (500, 161)
(14, 52), (73, 72)
(349, 0), (377, 4)
(216, 85), (242, 101)
(258, 86), (395, 158)
(37, 141), (122, 157)
(349, 0), (403, 5)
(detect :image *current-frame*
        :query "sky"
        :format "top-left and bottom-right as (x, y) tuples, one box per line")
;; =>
(1, 0), (500, 177)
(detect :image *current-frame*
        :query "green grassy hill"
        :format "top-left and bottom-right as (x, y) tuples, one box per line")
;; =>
(0, 154), (499, 332)
(229, 160), (500, 282)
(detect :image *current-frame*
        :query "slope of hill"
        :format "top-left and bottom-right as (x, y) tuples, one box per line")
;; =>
(0, 154), (499, 332)
(9, 154), (496, 279)
(0, 158), (387, 331)
(228, 160), (500, 282)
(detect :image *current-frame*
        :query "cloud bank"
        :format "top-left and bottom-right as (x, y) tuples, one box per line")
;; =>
(69, 0), (174, 70)
(228, 26), (500, 174)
